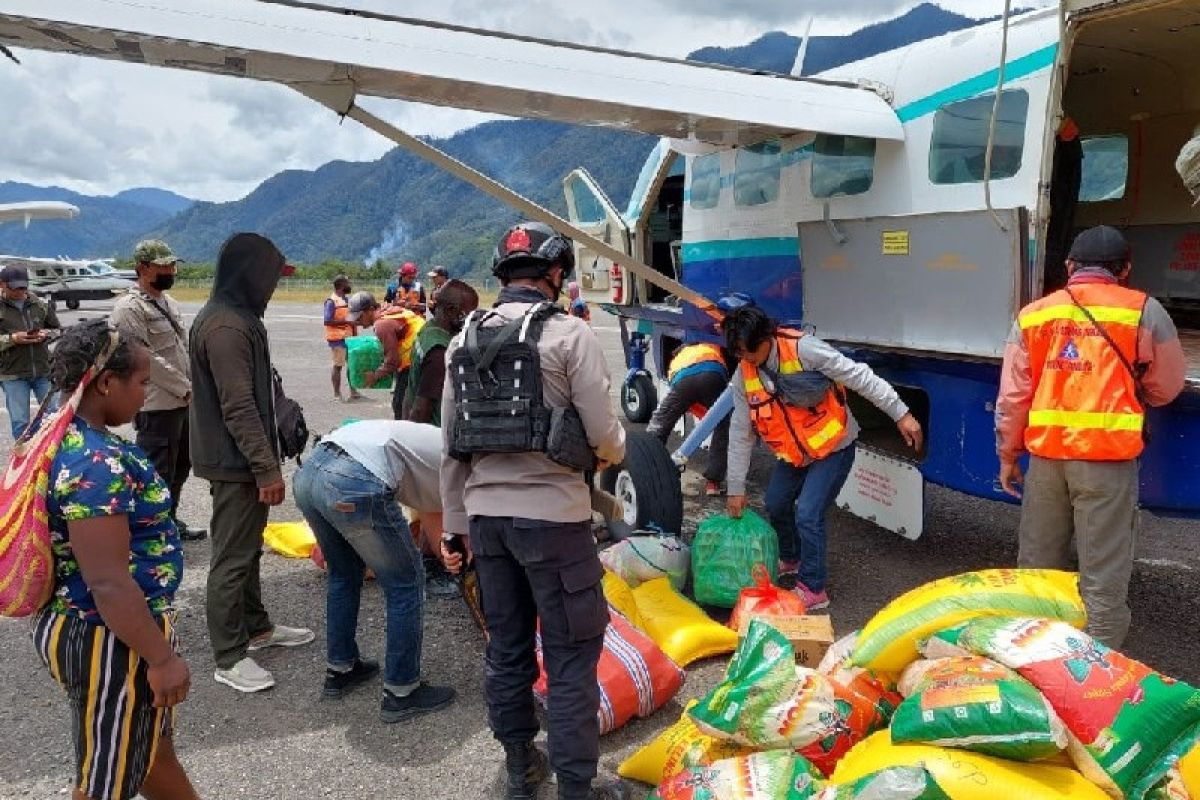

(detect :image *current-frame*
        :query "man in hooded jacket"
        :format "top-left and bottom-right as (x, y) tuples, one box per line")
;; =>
(190, 232), (314, 693)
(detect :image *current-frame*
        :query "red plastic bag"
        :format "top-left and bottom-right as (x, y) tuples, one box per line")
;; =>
(534, 605), (684, 735)
(728, 564), (806, 631)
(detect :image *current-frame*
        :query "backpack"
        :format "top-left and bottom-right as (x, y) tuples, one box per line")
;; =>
(272, 366), (309, 462)
(0, 333), (117, 617)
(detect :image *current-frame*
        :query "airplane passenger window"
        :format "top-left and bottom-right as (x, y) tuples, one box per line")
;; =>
(566, 174), (609, 224)
(734, 142), (781, 206)
(812, 135), (876, 198)
(929, 89), (1029, 184)
(689, 153), (721, 210)
(1078, 135), (1128, 202)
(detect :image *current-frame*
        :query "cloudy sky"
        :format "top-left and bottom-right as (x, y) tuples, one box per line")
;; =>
(1, 0), (1040, 202)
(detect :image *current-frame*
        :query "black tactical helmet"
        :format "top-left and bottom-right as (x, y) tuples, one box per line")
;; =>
(491, 221), (575, 279)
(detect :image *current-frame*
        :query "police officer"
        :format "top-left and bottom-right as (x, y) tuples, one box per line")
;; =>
(440, 221), (626, 800)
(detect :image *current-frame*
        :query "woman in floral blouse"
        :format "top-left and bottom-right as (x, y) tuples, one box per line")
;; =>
(31, 319), (198, 800)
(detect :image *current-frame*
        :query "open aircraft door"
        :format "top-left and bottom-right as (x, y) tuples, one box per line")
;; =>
(562, 169), (630, 302)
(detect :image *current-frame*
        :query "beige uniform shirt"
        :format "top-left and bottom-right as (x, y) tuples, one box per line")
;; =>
(110, 287), (191, 411)
(440, 301), (626, 534)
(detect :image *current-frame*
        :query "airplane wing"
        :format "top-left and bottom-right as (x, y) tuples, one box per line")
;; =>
(0, 0), (904, 146)
(0, 201), (80, 226)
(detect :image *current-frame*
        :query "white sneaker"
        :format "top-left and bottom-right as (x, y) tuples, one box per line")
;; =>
(247, 624), (316, 651)
(214, 656), (275, 693)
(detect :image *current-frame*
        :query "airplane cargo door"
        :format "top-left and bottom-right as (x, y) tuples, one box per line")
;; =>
(563, 168), (630, 301)
(799, 208), (1027, 358)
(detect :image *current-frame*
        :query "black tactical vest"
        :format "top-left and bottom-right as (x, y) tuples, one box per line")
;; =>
(449, 302), (594, 471)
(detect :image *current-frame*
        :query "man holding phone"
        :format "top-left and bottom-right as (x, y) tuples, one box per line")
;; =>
(0, 264), (60, 439)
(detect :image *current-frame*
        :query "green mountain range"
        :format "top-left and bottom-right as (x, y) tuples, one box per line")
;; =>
(0, 4), (985, 279)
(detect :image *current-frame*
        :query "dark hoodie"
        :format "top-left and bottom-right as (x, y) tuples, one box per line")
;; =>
(188, 233), (285, 486)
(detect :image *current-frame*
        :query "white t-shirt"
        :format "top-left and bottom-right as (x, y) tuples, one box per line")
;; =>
(323, 420), (442, 511)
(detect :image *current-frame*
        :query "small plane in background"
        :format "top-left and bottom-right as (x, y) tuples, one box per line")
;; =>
(2, 0), (1197, 537)
(0, 200), (135, 309)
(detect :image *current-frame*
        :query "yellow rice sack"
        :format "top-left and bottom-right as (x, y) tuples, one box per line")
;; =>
(617, 700), (752, 786)
(603, 570), (642, 628)
(631, 577), (738, 667)
(833, 731), (1110, 800)
(1181, 745), (1200, 797)
(851, 569), (1085, 673)
(263, 521), (317, 559)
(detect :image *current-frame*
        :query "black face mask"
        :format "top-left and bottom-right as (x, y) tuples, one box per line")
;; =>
(152, 274), (176, 291)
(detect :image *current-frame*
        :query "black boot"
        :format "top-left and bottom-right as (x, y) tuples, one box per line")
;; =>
(557, 779), (628, 800)
(503, 741), (548, 800)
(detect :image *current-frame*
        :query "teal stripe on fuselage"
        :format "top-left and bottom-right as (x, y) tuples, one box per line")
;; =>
(682, 237), (798, 262)
(896, 42), (1058, 123)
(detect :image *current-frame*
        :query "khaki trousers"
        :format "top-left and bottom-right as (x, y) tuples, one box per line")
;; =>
(1017, 455), (1138, 649)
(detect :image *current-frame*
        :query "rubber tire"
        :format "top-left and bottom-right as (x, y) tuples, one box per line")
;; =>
(599, 431), (683, 535)
(620, 373), (657, 424)
(65, 299), (80, 310)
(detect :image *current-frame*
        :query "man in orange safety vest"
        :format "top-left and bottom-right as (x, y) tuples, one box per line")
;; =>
(996, 225), (1186, 647)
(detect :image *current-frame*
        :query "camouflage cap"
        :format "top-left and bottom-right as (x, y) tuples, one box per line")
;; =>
(133, 239), (179, 265)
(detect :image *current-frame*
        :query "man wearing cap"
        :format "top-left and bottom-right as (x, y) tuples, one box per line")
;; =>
(996, 225), (1186, 648)
(385, 262), (426, 314)
(324, 274), (361, 403)
(0, 263), (60, 439)
(111, 239), (207, 541)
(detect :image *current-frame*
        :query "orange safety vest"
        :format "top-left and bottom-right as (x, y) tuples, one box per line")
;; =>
(396, 282), (424, 310)
(379, 307), (426, 372)
(740, 329), (849, 465)
(324, 293), (351, 342)
(668, 343), (726, 418)
(1018, 282), (1147, 461)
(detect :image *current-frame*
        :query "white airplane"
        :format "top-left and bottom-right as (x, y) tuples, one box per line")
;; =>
(3, 0), (1196, 536)
(0, 201), (134, 308)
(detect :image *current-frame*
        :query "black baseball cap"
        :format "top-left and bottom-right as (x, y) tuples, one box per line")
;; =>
(1067, 225), (1130, 263)
(0, 264), (29, 289)
(427, 266), (449, 279)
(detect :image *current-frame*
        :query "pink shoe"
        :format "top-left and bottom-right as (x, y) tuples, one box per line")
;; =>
(704, 480), (723, 497)
(777, 560), (799, 590)
(794, 582), (830, 611)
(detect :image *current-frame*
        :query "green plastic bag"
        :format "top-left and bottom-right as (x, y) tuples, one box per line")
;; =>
(691, 510), (778, 608)
(891, 656), (1066, 761)
(346, 335), (392, 390)
(821, 766), (951, 800)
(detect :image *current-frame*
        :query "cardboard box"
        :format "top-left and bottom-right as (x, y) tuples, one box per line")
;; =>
(738, 613), (835, 667)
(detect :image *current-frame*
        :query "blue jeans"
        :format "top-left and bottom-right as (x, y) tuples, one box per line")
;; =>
(763, 444), (857, 592)
(1, 376), (52, 439)
(293, 443), (425, 689)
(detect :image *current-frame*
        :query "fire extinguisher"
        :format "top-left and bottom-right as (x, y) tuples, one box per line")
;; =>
(610, 262), (623, 303)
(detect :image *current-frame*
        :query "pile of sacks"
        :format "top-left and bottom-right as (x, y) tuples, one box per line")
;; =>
(619, 568), (1200, 800)
(533, 532), (748, 736)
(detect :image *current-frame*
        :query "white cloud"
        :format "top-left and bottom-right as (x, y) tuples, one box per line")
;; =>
(0, 0), (1048, 202)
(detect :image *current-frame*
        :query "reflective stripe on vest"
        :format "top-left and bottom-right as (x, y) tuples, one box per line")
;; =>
(396, 283), (423, 310)
(740, 328), (849, 465)
(324, 294), (350, 342)
(1018, 283), (1147, 461)
(380, 309), (426, 371)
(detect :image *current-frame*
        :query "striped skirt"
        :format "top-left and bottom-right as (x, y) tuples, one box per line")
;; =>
(31, 607), (177, 800)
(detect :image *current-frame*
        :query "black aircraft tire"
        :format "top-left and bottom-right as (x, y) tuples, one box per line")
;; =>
(620, 373), (657, 424)
(599, 431), (683, 535)
(66, 299), (80, 310)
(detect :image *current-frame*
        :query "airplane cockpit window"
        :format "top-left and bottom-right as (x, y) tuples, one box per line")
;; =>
(929, 89), (1029, 185)
(1078, 135), (1129, 202)
(565, 174), (608, 224)
(734, 141), (781, 206)
(812, 134), (877, 198)
(689, 153), (721, 210)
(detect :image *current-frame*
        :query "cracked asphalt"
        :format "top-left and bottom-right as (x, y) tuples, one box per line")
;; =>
(1, 300), (1195, 799)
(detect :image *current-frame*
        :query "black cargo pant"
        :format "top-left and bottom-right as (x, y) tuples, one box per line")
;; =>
(469, 516), (608, 786)
(207, 480), (272, 669)
(134, 407), (191, 519)
(390, 368), (409, 420)
(645, 370), (730, 483)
